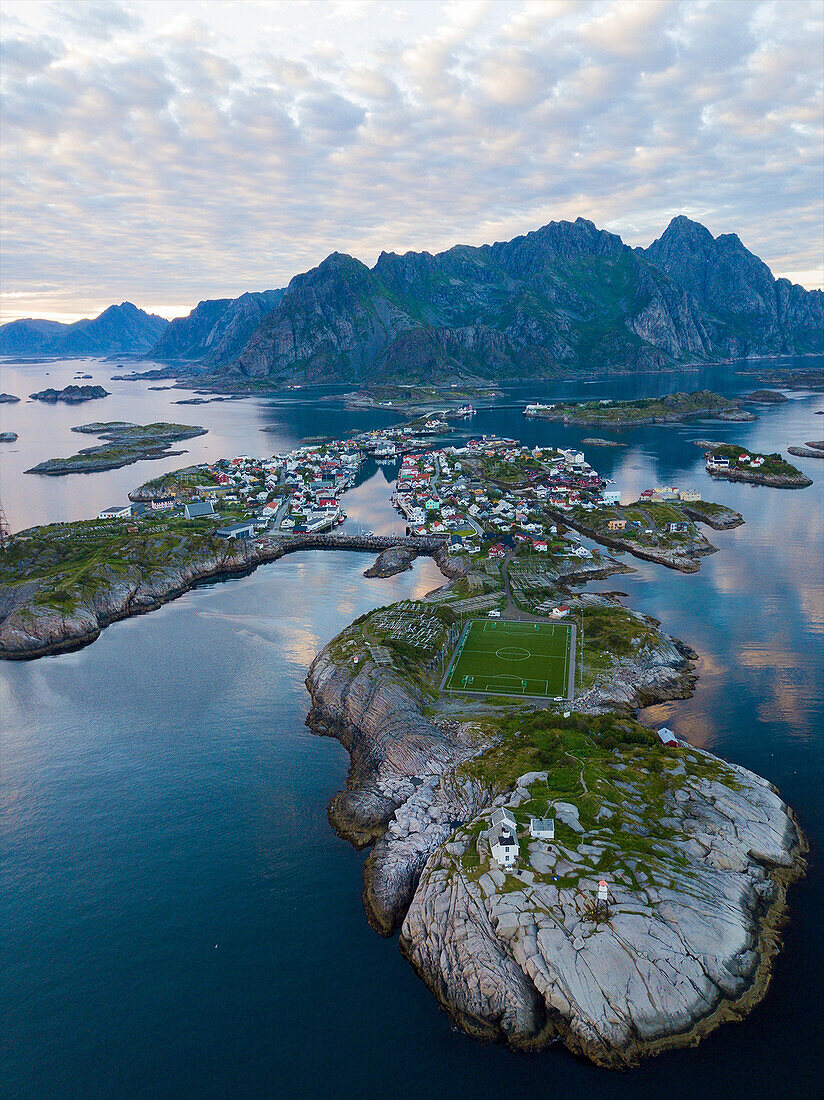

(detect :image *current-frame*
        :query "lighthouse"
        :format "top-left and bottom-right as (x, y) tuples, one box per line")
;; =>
(597, 879), (609, 917)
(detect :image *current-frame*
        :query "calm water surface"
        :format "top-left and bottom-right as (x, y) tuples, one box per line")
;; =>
(1, 360), (822, 1098)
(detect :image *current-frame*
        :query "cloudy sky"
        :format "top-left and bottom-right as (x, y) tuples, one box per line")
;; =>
(1, 0), (822, 323)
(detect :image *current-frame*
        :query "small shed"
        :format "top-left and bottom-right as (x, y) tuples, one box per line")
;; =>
(529, 817), (555, 840)
(657, 727), (678, 747)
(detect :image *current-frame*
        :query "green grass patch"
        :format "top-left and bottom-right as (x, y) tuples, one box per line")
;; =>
(444, 618), (573, 699)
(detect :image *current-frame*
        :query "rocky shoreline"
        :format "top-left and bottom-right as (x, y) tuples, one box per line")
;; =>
(0, 534), (452, 660)
(399, 772), (806, 1067)
(788, 441), (824, 460)
(304, 602), (806, 1067)
(28, 384), (110, 404)
(708, 467), (813, 489)
(548, 510), (723, 573)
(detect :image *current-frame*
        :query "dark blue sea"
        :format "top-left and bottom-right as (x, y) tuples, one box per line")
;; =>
(1, 358), (822, 1098)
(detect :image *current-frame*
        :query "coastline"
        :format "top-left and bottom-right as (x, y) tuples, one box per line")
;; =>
(707, 467), (813, 489)
(0, 534), (450, 661)
(303, 596), (807, 1066)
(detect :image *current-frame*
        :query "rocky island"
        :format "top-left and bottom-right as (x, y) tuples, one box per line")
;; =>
(580, 437), (627, 447)
(305, 571), (805, 1067)
(25, 421), (208, 475)
(0, 392), (20, 403)
(523, 390), (755, 427)
(703, 443), (813, 488)
(28, 384), (110, 404)
(743, 389), (789, 404)
(739, 365), (824, 392)
(340, 384), (501, 417)
(788, 441), (824, 459)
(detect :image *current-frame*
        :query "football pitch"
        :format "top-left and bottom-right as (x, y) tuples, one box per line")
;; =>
(442, 618), (575, 700)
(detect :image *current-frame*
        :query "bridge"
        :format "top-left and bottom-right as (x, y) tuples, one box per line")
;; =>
(255, 532), (448, 555)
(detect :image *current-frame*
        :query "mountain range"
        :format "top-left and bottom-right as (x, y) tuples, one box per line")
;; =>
(0, 303), (168, 357)
(2, 217), (821, 381)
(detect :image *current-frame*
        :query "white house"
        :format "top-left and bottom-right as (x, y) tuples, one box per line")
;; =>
(529, 817), (555, 840)
(551, 606), (570, 618)
(489, 808), (519, 868)
(98, 505), (131, 520)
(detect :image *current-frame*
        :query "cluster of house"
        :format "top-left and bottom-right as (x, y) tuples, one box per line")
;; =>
(523, 399), (614, 419)
(390, 438), (612, 558)
(488, 807), (555, 869)
(205, 445), (364, 535)
(637, 486), (702, 503)
(706, 450), (765, 471)
(97, 498), (216, 523)
(95, 421), (453, 541)
(95, 440), (366, 539)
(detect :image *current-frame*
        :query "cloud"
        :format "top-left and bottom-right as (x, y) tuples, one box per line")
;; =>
(0, 0), (822, 321)
(55, 0), (142, 40)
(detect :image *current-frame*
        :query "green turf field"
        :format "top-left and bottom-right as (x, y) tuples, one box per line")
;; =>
(442, 618), (574, 699)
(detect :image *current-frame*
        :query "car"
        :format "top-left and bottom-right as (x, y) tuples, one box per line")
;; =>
(488, 610), (501, 618)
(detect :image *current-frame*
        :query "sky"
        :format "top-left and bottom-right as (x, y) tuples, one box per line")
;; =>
(1, 0), (822, 324)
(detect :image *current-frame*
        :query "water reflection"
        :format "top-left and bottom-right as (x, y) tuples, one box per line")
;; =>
(0, 360), (822, 1097)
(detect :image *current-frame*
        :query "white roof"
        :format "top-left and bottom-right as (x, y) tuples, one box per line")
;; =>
(491, 807), (516, 829)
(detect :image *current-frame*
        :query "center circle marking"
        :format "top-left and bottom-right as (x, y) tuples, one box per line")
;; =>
(496, 646), (530, 661)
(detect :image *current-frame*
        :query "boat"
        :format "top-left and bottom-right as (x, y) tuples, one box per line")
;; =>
(453, 404), (475, 417)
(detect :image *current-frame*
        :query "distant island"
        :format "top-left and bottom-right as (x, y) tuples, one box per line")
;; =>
(340, 384), (502, 416)
(743, 389), (789, 404)
(0, 393), (20, 404)
(739, 365), (824, 392)
(0, 303), (167, 357)
(29, 385), (110, 404)
(25, 421), (207, 475)
(703, 443), (813, 488)
(523, 390), (754, 428)
(788, 441), (824, 459)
